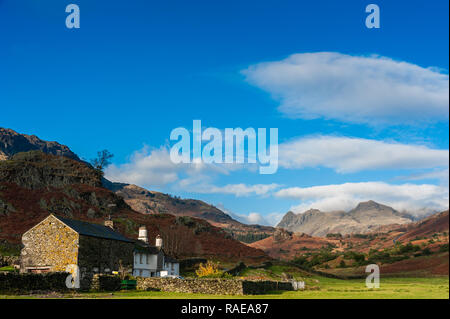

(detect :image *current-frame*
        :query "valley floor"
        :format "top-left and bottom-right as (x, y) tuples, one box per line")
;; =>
(1, 276), (448, 299)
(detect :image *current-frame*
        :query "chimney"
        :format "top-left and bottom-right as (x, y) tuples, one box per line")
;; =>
(155, 235), (163, 249)
(138, 226), (148, 243)
(104, 215), (114, 229)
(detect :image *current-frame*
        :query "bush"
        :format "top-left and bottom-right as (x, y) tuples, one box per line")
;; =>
(398, 243), (421, 254)
(195, 261), (222, 278)
(326, 233), (342, 238)
(0, 272), (69, 292)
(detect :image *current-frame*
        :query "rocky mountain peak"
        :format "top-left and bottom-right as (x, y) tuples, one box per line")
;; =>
(0, 127), (80, 162)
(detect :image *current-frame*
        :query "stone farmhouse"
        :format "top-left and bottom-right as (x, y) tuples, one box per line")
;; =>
(20, 215), (134, 274)
(20, 215), (179, 278)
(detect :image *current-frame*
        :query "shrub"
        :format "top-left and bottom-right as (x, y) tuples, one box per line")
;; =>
(195, 261), (222, 278)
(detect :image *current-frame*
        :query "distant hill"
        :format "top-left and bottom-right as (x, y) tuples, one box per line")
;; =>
(104, 181), (275, 243)
(250, 210), (449, 276)
(0, 127), (80, 161)
(277, 201), (414, 237)
(0, 151), (269, 263)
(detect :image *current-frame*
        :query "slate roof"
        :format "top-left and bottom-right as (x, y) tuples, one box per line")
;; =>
(134, 240), (163, 254)
(164, 255), (179, 263)
(54, 215), (134, 243)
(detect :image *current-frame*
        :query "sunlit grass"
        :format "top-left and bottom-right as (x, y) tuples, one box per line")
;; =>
(1, 276), (448, 299)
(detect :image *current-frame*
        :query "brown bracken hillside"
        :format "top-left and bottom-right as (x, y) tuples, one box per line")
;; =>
(0, 151), (269, 263)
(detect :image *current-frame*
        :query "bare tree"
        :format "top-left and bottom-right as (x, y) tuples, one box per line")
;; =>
(91, 149), (114, 172)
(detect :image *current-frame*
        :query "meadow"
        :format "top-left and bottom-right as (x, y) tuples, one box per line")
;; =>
(1, 276), (448, 299)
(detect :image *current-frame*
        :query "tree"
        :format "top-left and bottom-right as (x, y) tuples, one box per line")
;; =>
(91, 150), (114, 172)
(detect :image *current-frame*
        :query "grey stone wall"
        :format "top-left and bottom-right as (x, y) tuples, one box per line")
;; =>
(77, 235), (134, 274)
(20, 215), (79, 273)
(136, 277), (295, 295)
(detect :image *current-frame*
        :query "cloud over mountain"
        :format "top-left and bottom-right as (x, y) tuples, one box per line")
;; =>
(275, 182), (449, 216)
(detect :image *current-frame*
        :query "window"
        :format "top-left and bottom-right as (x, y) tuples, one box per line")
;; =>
(140, 253), (143, 264)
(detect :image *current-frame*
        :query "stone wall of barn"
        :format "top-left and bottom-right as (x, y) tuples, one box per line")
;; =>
(77, 235), (134, 274)
(20, 215), (79, 273)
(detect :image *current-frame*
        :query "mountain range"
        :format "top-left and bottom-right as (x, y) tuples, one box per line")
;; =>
(277, 201), (415, 237)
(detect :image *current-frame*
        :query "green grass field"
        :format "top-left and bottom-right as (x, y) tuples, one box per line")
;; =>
(1, 276), (448, 299)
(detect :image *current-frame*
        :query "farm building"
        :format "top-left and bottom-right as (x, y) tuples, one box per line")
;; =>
(20, 215), (180, 278)
(20, 214), (134, 274)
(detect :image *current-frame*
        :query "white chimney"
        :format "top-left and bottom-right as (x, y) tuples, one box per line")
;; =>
(138, 226), (148, 243)
(155, 235), (163, 248)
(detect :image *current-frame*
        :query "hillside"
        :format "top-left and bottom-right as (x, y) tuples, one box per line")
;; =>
(0, 127), (274, 243)
(105, 182), (275, 243)
(0, 151), (269, 263)
(250, 210), (449, 276)
(277, 201), (414, 236)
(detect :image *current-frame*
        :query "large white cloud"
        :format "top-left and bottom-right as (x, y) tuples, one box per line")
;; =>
(105, 146), (278, 197)
(243, 52), (449, 125)
(105, 146), (229, 188)
(279, 135), (449, 173)
(275, 182), (449, 216)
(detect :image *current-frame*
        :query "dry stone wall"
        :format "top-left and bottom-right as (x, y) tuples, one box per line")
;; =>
(136, 277), (294, 295)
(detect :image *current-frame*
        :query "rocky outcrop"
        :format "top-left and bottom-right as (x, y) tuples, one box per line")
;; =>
(273, 228), (293, 243)
(0, 128), (80, 161)
(0, 151), (101, 189)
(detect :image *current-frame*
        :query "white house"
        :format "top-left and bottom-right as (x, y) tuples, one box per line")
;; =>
(162, 255), (180, 277)
(133, 227), (180, 278)
(133, 227), (164, 277)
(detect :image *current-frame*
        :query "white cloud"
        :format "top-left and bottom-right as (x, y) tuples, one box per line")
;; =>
(243, 52), (449, 125)
(275, 182), (449, 216)
(105, 146), (229, 188)
(279, 135), (449, 173)
(398, 169), (449, 187)
(105, 146), (278, 197)
(217, 204), (284, 226)
(178, 181), (281, 197)
(105, 147), (179, 187)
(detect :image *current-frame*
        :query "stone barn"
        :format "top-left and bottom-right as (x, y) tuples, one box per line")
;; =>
(20, 214), (134, 275)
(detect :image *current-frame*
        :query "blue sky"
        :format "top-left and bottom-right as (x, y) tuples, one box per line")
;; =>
(1, 0), (448, 225)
